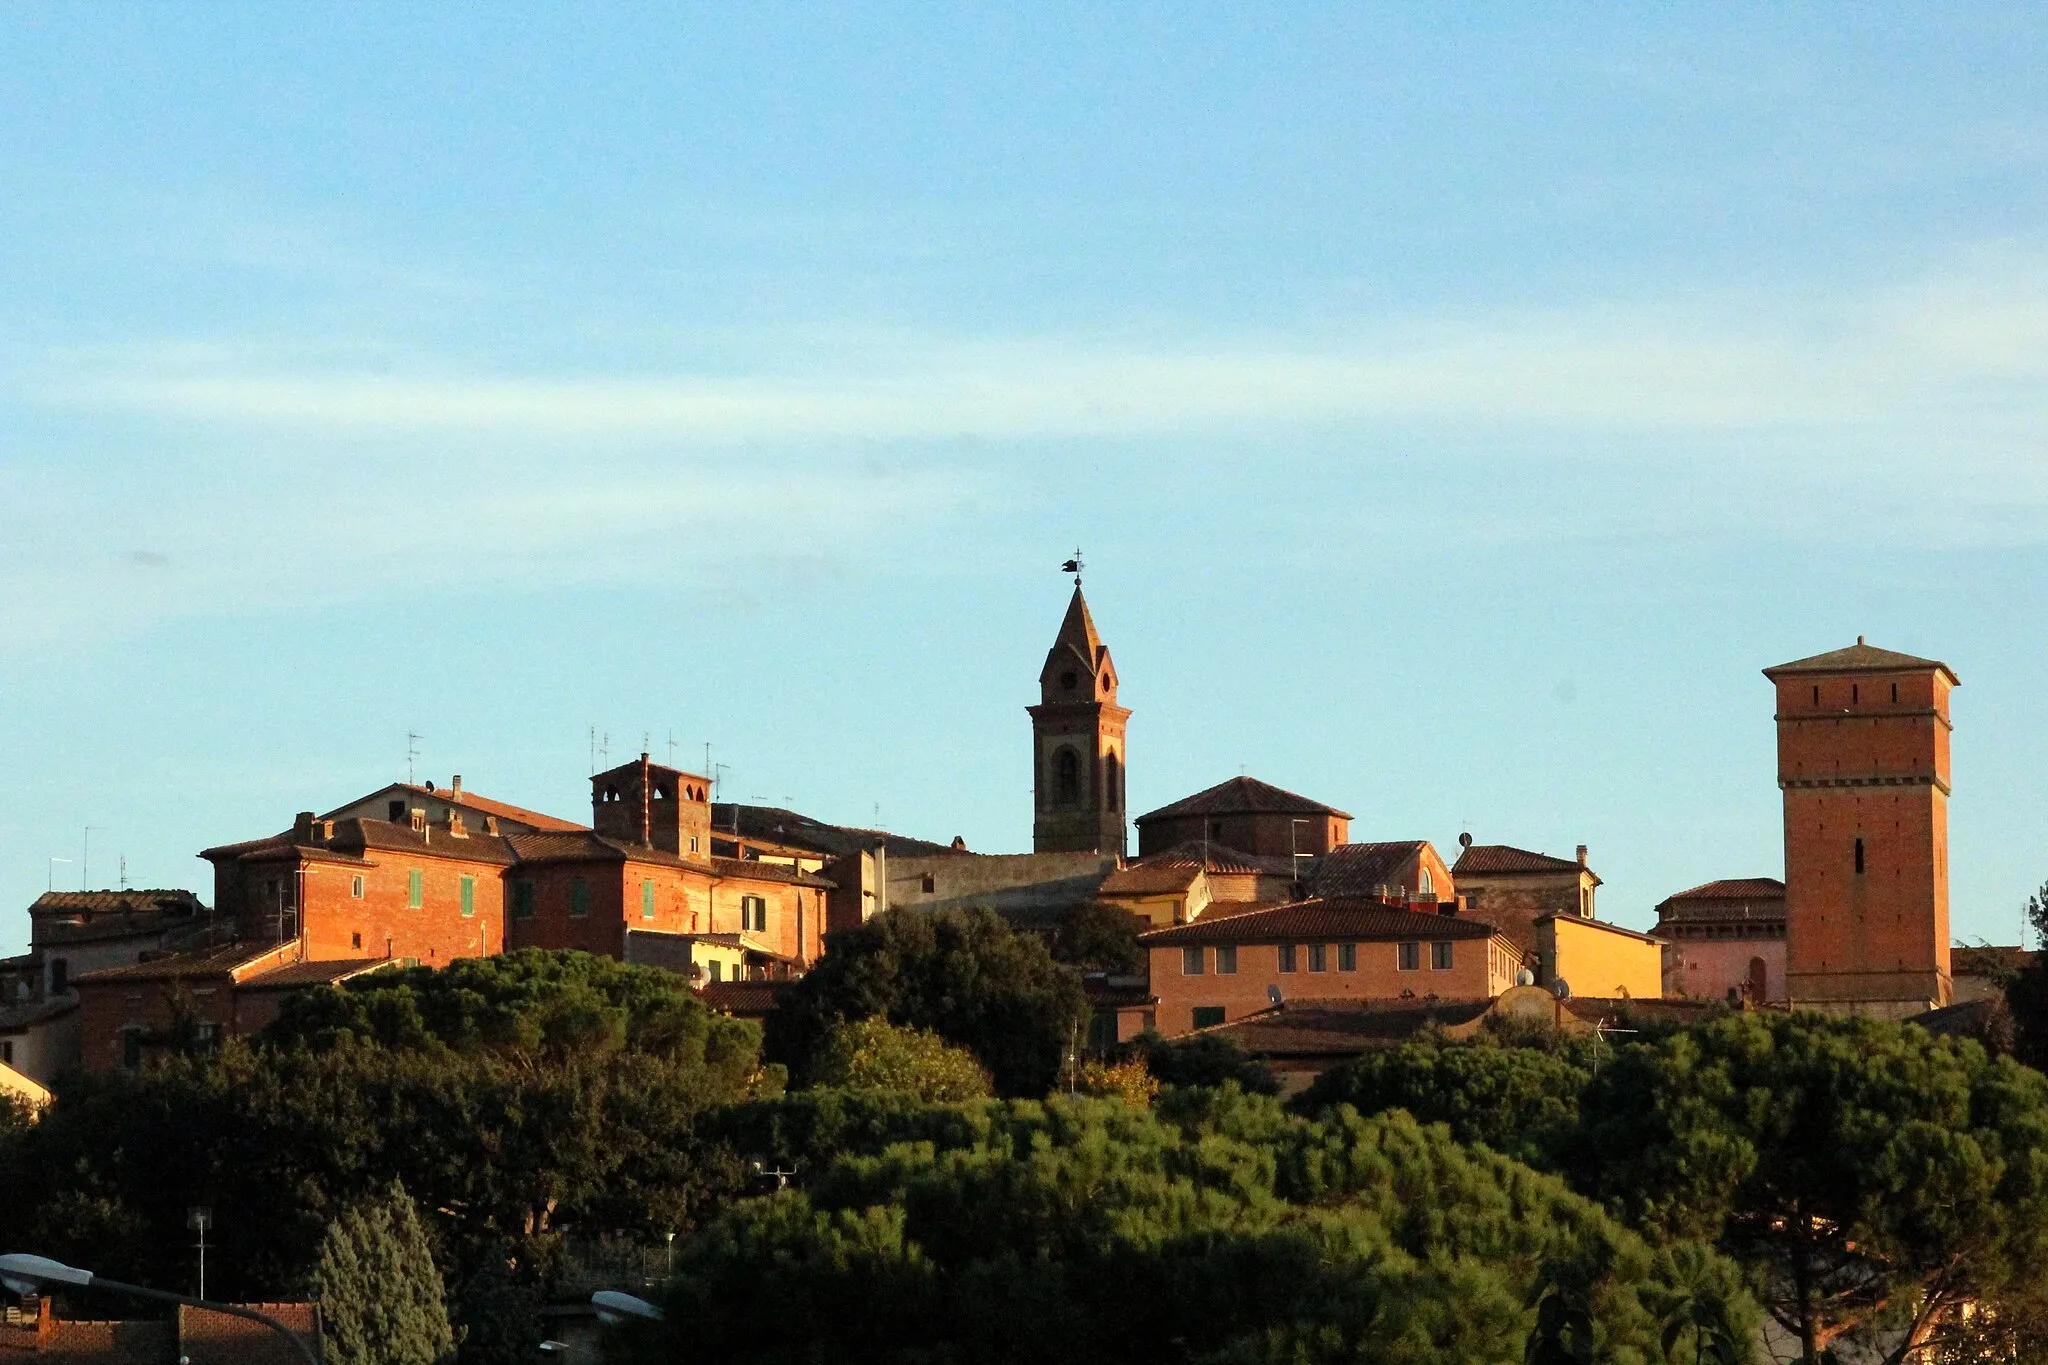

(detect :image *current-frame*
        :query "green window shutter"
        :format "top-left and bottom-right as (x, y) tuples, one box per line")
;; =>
(570, 879), (588, 918)
(641, 880), (656, 919)
(460, 876), (475, 918)
(511, 883), (534, 920)
(407, 869), (423, 909)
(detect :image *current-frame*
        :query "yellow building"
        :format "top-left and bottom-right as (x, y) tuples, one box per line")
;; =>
(1536, 913), (1664, 1000)
(1097, 864), (1213, 926)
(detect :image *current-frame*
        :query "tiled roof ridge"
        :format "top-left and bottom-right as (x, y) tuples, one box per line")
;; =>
(1764, 639), (1956, 681)
(1452, 843), (1584, 875)
(1136, 775), (1352, 824)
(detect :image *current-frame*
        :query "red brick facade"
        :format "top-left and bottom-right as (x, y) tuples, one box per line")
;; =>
(1765, 641), (1956, 1014)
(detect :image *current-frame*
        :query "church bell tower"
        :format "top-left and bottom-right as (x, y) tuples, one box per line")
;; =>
(1029, 583), (1129, 856)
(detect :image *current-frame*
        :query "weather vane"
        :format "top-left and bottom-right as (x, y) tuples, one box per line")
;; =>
(1061, 548), (1084, 586)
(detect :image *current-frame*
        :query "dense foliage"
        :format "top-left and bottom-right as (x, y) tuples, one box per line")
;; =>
(1298, 1013), (2048, 1363)
(608, 1087), (1755, 1365)
(1049, 899), (1145, 974)
(765, 907), (1086, 1096)
(317, 1180), (456, 1365)
(807, 1018), (992, 1101)
(1129, 1031), (1281, 1096)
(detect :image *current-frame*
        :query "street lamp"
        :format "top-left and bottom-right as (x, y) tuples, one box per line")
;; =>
(0, 1252), (317, 1365)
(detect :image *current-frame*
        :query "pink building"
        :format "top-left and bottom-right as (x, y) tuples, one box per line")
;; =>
(1652, 878), (1785, 1004)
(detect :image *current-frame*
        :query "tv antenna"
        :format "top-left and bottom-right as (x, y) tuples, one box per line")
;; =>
(406, 732), (424, 785)
(118, 855), (129, 890)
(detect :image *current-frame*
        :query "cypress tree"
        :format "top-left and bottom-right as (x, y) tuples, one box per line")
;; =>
(316, 1180), (456, 1365)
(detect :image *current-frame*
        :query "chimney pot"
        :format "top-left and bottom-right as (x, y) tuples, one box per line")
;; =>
(293, 811), (316, 842)
(1576, 845), (1588, 866)
(452, 775), (462, 796)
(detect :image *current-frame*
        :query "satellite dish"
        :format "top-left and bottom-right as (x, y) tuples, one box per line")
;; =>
(1551, 978), (1572, 1001)
(1267, 985), (1284, 1007)
(1516, 968), (1536, 987)
(1458, 832), (1473, 850)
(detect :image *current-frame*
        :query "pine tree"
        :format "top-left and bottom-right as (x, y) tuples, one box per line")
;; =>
(316, 1180), (456, 1365)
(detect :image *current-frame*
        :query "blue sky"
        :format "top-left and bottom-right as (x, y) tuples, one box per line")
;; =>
(5, 5), (2048, 952)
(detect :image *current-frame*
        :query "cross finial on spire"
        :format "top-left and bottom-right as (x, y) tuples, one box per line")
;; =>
(1060, 548), (1084, 586)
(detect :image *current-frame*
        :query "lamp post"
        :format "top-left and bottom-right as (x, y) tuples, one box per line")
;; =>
(0, 1253), (317, 1365)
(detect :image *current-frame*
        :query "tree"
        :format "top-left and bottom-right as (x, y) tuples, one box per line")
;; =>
(608, 1088), (1755, 1365)
(1293, 1038), (1589, 1168)
(808, 1019), (992, 1102)
(2000, 881), (2048, 1067)
(1051, 900), (1144, 974)
(316, 1180), (456, 1365)
(1128, 1032), (1280, 1095)
(1075, 1057), (1157, 1107)
(1573, 1011), (2048, 1363)
(765, 908), (1086, 1096)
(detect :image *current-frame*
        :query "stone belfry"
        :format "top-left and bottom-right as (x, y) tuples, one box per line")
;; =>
(1028, 570), (1129, 856)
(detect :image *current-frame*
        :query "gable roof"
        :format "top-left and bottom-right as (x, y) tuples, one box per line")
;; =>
(1763, 639), (1957, 683)
(1653, 878), (1786, 923)
(1452, 844), (1591, 879)
(1136, 776), (1351, 825)
(1180, 997), (1497, 1054)
(1129, 840), (1296, 877)
(1100, 864), (1205, 897)
(325, 781), (588, 833)
(236, 958), (398, 991)
(1139, 896), (1503, 946)
(70, 942), (288, 985)
(1306, 841), (1430, 897)
(710, 803), (958, 859)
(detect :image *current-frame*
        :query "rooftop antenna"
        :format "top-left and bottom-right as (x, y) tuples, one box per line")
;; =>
(82, 826), (100, 891)
(1061, 548), (1084, 586)
(118, 855), (129, 890)
(589, 726), (598, 776)
(666, 731), (679, 766)
(643, 731), (651, 756)
(406, 731), (423, 786)
(598, 731), (612, 769)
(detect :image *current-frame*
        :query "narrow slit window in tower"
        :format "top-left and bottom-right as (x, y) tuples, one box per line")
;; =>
(1854, 838), (1865, 875)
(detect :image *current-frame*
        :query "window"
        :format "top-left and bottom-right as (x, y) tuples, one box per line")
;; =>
(1278, 944), (1297, 973)
(388, 799), (405, 822)
(1182, 946), (1205, 975)
(351, 932), (362, 950)
(1192, 1006), (1226, 1029)
(1812, 684), (1820, 706)
(1105, 752), (1121, 812)
(741, 895), (768, 933)
(689, 836), (699, 852)
(351, 875), (365, 898)
(1854, 838), (1865, 876)
(1, 1041), (11, 1065)
(511, 882), (536, 920)
(1216, 945), (1237, 975)
(570, 878), (589, 918)
(407, 869), (424, 909)
(1419, 868), (1433, 896)
(1338, 943), (1356, 971)
(1398, 942), (1420, 971)
(1891, 682), (1899, 703)
(50, 959), (69, 995)
(1431, 941), (1454, 971)
(460, 876), (476, 918)
(707, 960), (722, 983)
(1308, 944), (1327, 972)
(1055, 747), (1081, 806)
(921, 873), (936, 893)
(1061, 670), (1078, 691)
(1087, 1008), (1119, 1050)
(641, 879), (656, 919)
(1852, 684), (1860, 704)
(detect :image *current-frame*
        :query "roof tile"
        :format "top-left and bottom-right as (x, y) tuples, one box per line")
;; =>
(1136, 776), (1351, 825)
(1141, 896), (1503, 946)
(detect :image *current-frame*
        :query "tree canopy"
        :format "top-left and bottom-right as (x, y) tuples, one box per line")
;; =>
(317, 1180), (456, 1365)
(807, 1018), (993, 1102)
(1050, 899), (1145, 974)
(608, 1087), (1755, 1365)
(765, 907), (1086, 1096)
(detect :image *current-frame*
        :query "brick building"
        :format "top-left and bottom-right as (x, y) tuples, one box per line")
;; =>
(1135, 777), (1350, 863)
(1138, 896), (1519, 1035)
(1449, 843), (1600, 957)
(1029, 586), (1130, 856)
(1304, 840), (1455, 907)
(1764, 639), (1956, 1016)
(1651, 877), (1786, 1004)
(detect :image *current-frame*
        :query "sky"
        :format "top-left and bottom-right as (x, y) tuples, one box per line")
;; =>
(5, 5), (2048, 953)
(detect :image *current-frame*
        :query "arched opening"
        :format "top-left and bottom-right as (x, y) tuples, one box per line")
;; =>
(1054, 747), (1081, 806)
(1104, 751), (1121, 811)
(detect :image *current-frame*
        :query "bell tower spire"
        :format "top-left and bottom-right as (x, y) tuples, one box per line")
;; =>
(1029, 563), (1129, 856)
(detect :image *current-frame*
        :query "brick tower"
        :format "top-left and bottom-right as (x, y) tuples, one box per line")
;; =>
(1763, 638), (1957, 1016)
(1029, 586), (1129, 855)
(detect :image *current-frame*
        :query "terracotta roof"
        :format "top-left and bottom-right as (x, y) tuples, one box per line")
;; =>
(1306, 841), (1428, 897)
(1039, 585), (1114, 688)
(1557, 996), (1719, 1027)
(236, 958), (398, 991)
(1100, 864), (1204, 897)
(695, 980), (794, 1018)
(506, 830), (706, 869)
(1452, 844), (1587, 877)
(1653, 878), (1786, 924)
(1187, 998), (1495, 1054)
(203, 818), (516, 867)
(713, 856), (836, 889)
(1129, 840), (1297, 876)
(1136, 776), (1351, 825)
(70, 943), (282, 985)
(327, 781), (589, 833)
(30, 889), (206, 918)
(711, 804), (960, 859)
(29, 889), (211, 947)
(1140, 896), (1502, 947)
(1909, 998), (2008, 1041)
(1763, 639), (1957, 683)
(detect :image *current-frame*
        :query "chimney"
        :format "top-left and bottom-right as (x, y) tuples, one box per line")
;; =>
(451, 774), (463, 798)
(1576, 845), (1588, 867)
(484, 815), (500, 836)
(293, 811), (316, 844)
